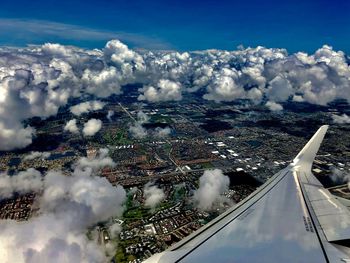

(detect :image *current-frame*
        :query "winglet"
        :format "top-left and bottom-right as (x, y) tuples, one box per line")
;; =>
(292, 125), (329, 172)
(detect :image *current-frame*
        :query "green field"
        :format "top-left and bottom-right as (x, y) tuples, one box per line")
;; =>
(103, 129), (132, 145)
(150, 115), (173, 124)
(200, 162), (214, 169)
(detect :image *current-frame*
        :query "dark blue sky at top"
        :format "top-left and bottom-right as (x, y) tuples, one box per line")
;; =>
(0, 0), (349, 53)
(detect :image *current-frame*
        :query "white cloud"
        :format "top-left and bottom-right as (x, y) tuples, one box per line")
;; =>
(329, 168), (350, 185)
(191, 64), (213, 91)
(75, 148), (115, 173)
(192, 169), (230, 211)
(154, 127), (171, 138)
(64, 119), (79, 134)
(40, 170), (125, 224)
(0, 153), (126, 263)
(0, 171), (126, 263)
(266, 75), (294, 102)
(292, 95), (304, 102)
(1, 41), (350, 150)
(24, 151), (51, 161)
(128, 111), (171, 139)
(0, 40), (152, 150)
(0, 123), (34, 151)
(70, 101), (105, 116)
(129, 123), (147, 139)
(82, 119), (102, 137)
(332, 113), (350, 124)
(128, 111), (149, 139)
(136, 111), (150, 124)
(104, 39), (145, 68)
(265, 101), (283, 111)
(82, 67), (122, 98)
(138, 79), (182, 102)
(203, 68), (245, 102)
(143, 182), (165, 209)
(0, 168), (43, 198)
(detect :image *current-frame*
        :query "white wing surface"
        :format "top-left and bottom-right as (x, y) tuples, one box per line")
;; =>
(144, 125), (350, 263)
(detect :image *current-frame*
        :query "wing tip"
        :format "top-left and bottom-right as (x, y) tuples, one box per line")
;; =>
(292, 125), (329, 171)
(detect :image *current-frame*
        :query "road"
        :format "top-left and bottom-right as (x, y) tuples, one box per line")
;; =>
(118, 102), (137, 122)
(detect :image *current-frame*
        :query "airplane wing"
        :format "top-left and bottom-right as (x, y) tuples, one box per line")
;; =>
(144, 125), (350, 263)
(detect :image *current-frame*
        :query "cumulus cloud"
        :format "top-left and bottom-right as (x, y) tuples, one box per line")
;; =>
(203, 68), (246, 102)
(64, 119), (79, 134)
(202, 45), (350, 106)
(39, 170), (125, 225)
(138, 79), (182, 102)
(75, 148), (115, 173)
(70, 101), (106, 116)
(192, 169), (230, 211)
(0, 168), (43, 198)
(24, 151), (51, 161)
(143, 182), (165, 209)
(0, 171), (126, 263)
(136, 111), (150, 124)
(0, 40), (146, 150)
(332, 113), (350, 124)
(0, 124), (35, 151)
(129, 123), (147, 139)
(0, 51), (82, 151)
(83, 119), (102, 137)
(128, 111), (149, 139)
(329, 168), (350, 186)
(128, 111), (171, 139)
(266, 75), (294, 102)
(82, 67), (123, 98)
(1, 41), (350, 150)
(154, 127), (171, 138)
(265, 101), (283, 111)
(104, 40), (145, 72)
(0, 150), (126, 263)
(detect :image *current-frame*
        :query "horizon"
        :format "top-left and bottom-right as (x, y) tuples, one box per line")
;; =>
(0, 0), (349, 53)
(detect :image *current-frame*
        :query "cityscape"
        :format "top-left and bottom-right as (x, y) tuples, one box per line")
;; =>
(1, 93), (349, 262)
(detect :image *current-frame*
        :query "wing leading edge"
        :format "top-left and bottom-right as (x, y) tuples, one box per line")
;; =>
(144, 126), (350, 263)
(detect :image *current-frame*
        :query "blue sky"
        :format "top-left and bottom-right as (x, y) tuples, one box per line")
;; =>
(0, 0), (349, 53)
